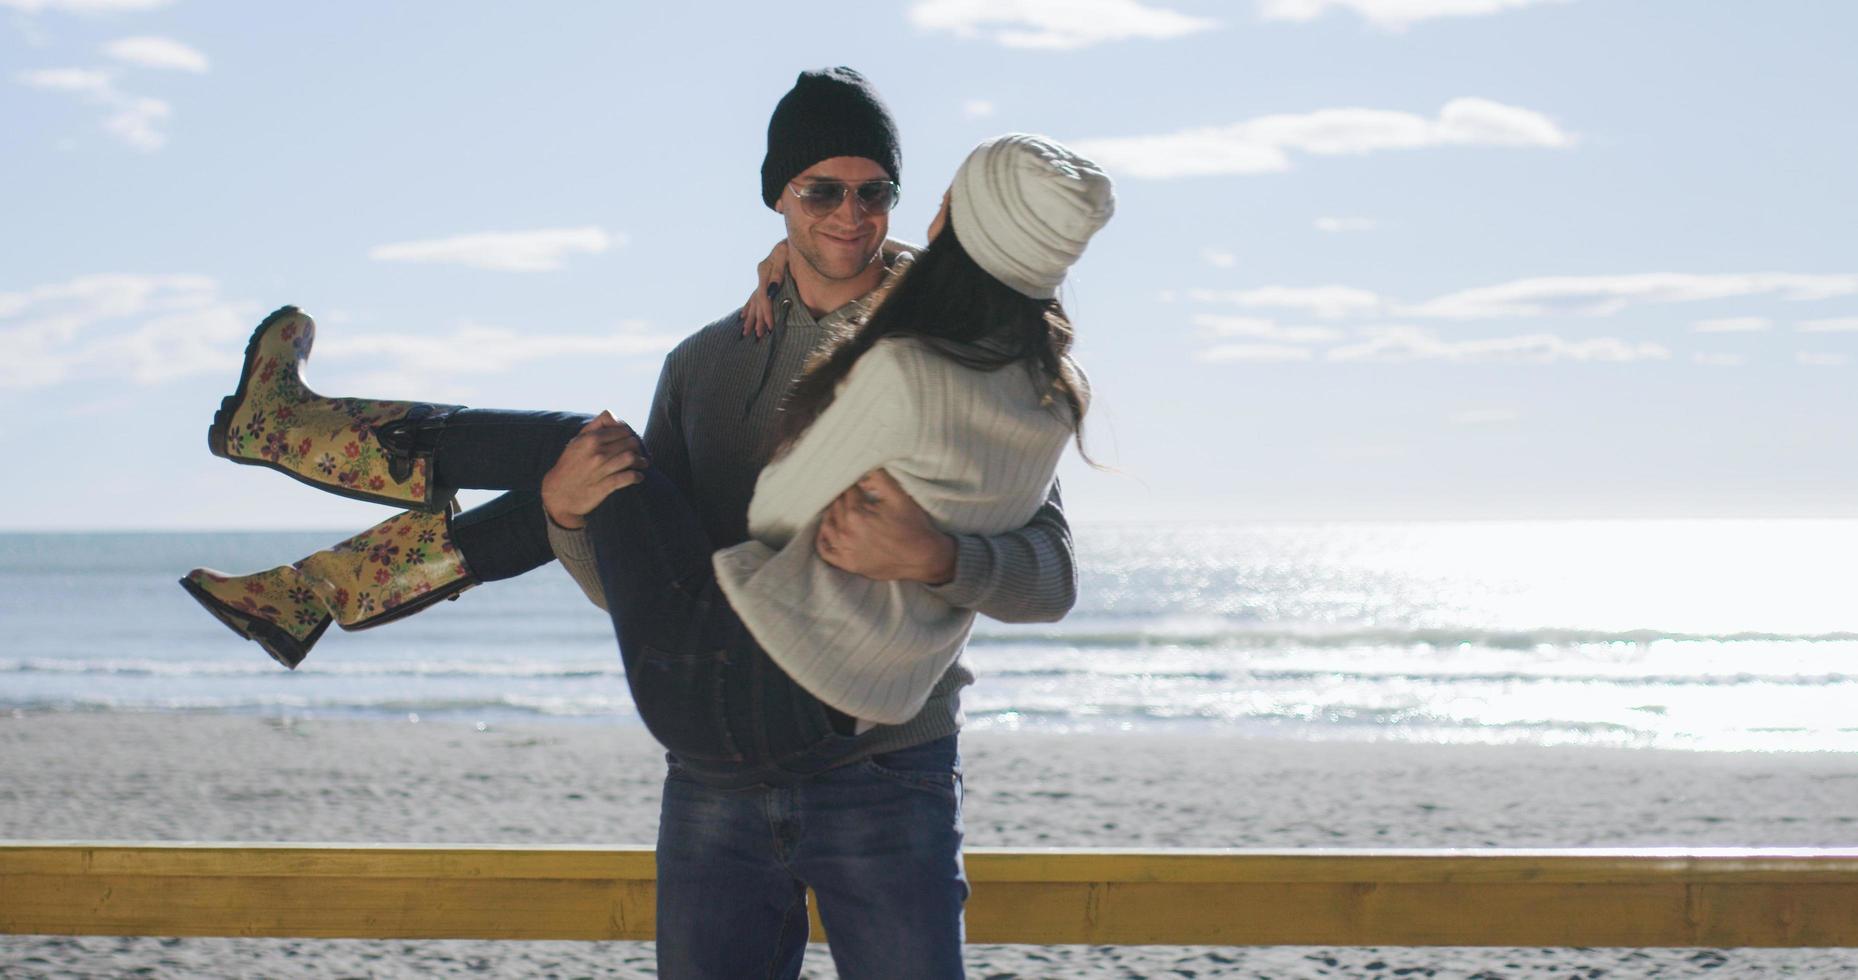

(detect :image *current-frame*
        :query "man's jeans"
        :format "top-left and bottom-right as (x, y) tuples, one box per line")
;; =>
(654, 733), (969, 980)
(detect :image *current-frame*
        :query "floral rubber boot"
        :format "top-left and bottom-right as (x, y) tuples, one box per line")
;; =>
(208, 305), (460, 512)
(179, 509), (475, 669)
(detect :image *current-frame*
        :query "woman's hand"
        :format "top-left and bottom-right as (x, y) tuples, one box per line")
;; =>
(739, 237), (916, 338)
(740, 240), (790, 340)
(541, 412), (647, 529)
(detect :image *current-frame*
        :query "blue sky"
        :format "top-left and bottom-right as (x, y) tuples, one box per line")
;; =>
(3, 0), (1853, 530)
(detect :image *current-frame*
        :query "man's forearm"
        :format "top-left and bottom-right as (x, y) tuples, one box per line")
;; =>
(547, 517), (610, 612)
(926, 489), (1077, 623)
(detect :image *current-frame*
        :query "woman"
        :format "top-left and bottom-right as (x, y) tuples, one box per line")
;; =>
(182, 133), (1113, 778)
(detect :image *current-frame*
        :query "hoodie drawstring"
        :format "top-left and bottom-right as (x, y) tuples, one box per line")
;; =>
(744, 294), (793, 419)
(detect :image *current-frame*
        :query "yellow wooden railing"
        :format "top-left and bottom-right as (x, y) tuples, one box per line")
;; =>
(5, 843), (1857, 947)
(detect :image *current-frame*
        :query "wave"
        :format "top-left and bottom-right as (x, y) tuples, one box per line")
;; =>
(0, 694), (1646, 734)
(969, 626), (1858, 651)
(960, 703), (1653, 735)
(0, 658), (623, 679)
(9, 648), (1858, 689)
(0, 693), (634, 717)
(980, 665), (1858, 687)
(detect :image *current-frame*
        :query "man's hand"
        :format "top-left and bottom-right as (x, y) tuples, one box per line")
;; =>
(541, 411), (647, 530)
(815, 469), (957, 584)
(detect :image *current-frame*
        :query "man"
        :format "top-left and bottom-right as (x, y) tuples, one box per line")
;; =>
(539, 67), (1076, 979)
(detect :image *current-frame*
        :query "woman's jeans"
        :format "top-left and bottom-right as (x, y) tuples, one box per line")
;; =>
(428, 409), (859, 780)
(426, 409), (588, 582)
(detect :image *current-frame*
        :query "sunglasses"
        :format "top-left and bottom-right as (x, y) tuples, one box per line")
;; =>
(787, 179), (901, 218)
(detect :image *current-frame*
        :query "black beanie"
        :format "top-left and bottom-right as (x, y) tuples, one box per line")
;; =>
(761, 67), (902, 210)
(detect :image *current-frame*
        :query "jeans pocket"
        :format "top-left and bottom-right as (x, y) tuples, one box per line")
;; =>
(860, 738), (962, 803)
(629, 644), (743, 764)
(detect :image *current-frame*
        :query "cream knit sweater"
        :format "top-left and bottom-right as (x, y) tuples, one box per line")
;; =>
(713, 335), (1075, 725)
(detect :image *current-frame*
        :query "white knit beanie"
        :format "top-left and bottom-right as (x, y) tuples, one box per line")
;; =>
(949, 133), (1116, 300)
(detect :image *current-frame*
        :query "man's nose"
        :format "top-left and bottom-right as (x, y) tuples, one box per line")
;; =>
(829, 190), (867, 224)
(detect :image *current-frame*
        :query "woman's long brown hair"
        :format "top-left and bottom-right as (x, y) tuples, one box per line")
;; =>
(773, 220), (1092, 462)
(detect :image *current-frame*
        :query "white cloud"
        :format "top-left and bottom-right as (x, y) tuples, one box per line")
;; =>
(1258, 0), (1571, 30)
(1430, 97), (1571, 147)
(316, 322), (680, 403)
(103, 35), (208, 72)
(1201, 247), (1238, 269)
(0, 272), (217, 320)
(0, 273), (238, 388)
(1327, 326), (1670, 364)
(910, 0), (1218, 49)
(367, 227), (621, 272)
(0, 0), (170, 11)
(17, 66), (111, 93)
(1189, 285), (1384, 318)
(1186, 269), (1858, 370)
(1074, 97), (1570, 178)
(249, 321), (680, 404)
(1691, 316), (1771, 333)
(97, 305), (248, 383)
(1450, 408), (1517, 425)
(963, 99), (996, 118)
(318, 322), (679, 374)
(0, 274), (681, 392)
(1192, 314), (1344, 343)
(1188, 307), (1671, 369)
(1197, 343), (1316, 364)
(1315, 216), (1377, 232)
(1404, 273), (1858, 319)
(16, 65), (171, 149)
(101, 93), (168, 149)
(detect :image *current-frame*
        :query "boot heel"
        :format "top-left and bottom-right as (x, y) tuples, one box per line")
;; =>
(207, 391), (242, 459)
(179, 570), (331, 670)
(208, 304), (301, 463)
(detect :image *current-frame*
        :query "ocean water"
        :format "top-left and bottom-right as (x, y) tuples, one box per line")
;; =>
(2, 521), (1854, 752)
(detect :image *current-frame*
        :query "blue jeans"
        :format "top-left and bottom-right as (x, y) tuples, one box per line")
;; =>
(427, 408), (590, 582)
(421, 408), (859, 772)
(655, 734), (969, 980)
(583, 464), (869, 776)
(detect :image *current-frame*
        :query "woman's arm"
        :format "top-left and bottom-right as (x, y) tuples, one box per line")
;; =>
(739, 238), (921, 338)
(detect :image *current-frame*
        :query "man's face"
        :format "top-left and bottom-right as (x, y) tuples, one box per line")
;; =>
(776, 156), (892, 284)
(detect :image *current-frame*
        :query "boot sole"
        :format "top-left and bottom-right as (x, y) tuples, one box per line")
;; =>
(179, 574), (328, 670)
(346, 575), (475, 631)
(208, 305), (449, 514)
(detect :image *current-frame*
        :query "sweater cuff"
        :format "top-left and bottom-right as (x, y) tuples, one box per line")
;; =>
(925, 533), (994, 610)
(546, 516), (597, 565)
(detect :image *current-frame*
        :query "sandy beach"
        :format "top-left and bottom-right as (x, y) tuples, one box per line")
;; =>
(4, 712), (1857, 977)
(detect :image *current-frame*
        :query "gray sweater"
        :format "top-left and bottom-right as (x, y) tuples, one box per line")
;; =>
(549, 272), (1078, 756)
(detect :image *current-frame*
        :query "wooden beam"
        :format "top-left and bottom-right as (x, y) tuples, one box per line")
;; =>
(5, 843), (1858, 947)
